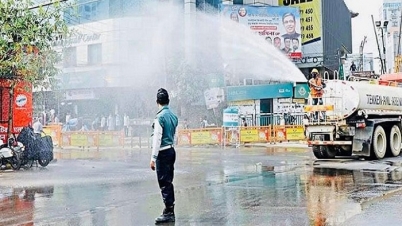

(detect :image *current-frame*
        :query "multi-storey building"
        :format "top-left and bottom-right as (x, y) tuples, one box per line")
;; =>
(54, 0), (353, 122)
(379, 0), (402, 73)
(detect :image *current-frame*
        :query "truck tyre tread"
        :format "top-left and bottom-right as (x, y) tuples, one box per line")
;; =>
(313, 146), (325, 159)
(387, 124), (402, 157)
(371, 125), (387, 160)
(322, 146), (337, 159)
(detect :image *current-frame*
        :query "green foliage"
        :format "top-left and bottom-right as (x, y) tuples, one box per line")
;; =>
(167, 59), (209, 106)
(0, 0), (70, 88)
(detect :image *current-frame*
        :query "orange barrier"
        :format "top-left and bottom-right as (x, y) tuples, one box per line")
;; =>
(271, 125), (284, 142)
(284, 125), (305, 141)
(239, 126), (271, 143)
(224, 127), (239, 146)
(177, 125), (305, 146)
(43, 124), (62, 147)
(177, 128), (222, 146)
(304, 105), (334, 112)
(60, 131), (124, 149)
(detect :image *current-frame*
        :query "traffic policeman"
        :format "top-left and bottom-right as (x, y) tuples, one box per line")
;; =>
(150, 88), (178, 224)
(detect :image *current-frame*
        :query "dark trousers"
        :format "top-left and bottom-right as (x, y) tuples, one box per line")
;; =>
(156, 148), (176, 207)
(312, 98), (324, 120)
(124, 126), (129, 136)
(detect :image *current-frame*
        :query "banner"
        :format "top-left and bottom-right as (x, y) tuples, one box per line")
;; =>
(279, 0), (321, 45)
(285, 127), (305, 140)
(204, 87), (225, 110)
(220, 5), (302, 59)
(191, 130), (221, 145)
(279, 0), (322, 67)
(240, 129), (259, 142)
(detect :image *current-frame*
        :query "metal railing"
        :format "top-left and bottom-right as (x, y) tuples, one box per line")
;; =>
(258, 113), (305, 126)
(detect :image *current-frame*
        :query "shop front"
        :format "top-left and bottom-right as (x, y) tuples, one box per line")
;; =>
(226, 83), (293, 126)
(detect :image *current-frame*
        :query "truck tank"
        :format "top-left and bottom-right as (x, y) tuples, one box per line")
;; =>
(322, 80), (402, 120)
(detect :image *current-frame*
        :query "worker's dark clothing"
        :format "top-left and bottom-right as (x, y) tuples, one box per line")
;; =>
(156, 147), (176, 207)
(151, 105), (178, 209)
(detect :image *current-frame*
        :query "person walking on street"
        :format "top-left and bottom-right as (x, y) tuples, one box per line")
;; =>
(150, 88), (178, 224)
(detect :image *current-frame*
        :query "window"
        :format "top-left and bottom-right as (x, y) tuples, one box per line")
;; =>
(88, 44), (102, 65)
(65, 0), (109, 26)
(63, 47), (77, 68)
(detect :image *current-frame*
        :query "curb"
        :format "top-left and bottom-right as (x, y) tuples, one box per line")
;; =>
(360, 186), (402, 206)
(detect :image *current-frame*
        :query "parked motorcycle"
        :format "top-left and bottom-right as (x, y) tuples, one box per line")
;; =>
(0, 136), (23, 170)
(17, 126), (54, 168)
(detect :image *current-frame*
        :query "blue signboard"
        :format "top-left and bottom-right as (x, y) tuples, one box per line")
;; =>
(226, 83), (293, 101)
(294, 83), (310, 99)
(223, 107), (239, 127)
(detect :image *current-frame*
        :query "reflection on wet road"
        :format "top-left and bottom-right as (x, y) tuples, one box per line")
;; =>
(1, 147), (402, 225)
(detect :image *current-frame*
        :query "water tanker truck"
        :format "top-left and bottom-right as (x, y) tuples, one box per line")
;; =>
(304, 79), (402, 159)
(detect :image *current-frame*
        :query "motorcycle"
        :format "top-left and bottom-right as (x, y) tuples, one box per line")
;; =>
(17, 126), (53, 168)
(0, 136), (24, 170)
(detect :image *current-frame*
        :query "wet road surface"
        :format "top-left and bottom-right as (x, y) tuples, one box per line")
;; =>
(1, 146), (402, 225)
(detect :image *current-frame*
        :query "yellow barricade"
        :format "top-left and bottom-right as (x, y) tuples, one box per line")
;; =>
(239, 126), (271, 143)
(177, 124), (307, 146)
(43, 124), (62, 147)
(177, 128), (223, 146)
(285, 126), (305, 141)
(60, 131), (124, 148)
(304, 105), (334, 112)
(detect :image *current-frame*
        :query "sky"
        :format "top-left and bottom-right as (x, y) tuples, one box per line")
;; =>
(344, 0), (383, 56)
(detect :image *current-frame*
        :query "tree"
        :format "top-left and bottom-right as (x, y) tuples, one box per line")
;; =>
(165, 58), (208, 116)
(0, 0), (70, 136)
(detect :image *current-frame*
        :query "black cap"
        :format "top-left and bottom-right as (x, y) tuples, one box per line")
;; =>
(157, 88), (169, 105)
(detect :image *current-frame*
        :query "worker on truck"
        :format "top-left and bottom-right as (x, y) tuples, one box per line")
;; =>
(308, 68), (325, 121)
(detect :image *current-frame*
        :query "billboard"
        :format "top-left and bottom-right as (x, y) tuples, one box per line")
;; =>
(220, 5), (302, 59)
(278, 0), (323, 67)
(0, 80), (33, 141)
(382, 0), (402, 28)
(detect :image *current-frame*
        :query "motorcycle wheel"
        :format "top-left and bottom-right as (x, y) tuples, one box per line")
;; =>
(38, 159), (50, 167)
(23, 160), (34, 169)
(10, 156), (21, 170)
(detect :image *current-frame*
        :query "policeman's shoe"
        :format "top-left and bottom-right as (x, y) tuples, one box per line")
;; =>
(155, 206), (175, 224)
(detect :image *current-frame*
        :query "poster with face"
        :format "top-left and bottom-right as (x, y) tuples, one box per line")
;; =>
(220, 5), (302, 59)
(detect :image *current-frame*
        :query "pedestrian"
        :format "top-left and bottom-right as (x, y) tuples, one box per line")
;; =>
(115, 113), (121, 131)
(241, 117), (247, 127)
(107, 113), (115, 131)
(183, 119), (188, 129)
(150, 88), (178, 224)
(350, 61), (357, 72)
(33, 117), (44, 139)
(100, 115), (106, 131)
(123, 113), (130, 136)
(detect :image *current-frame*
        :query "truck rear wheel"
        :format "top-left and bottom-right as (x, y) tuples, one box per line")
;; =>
(371, 125), (387, 159)
(322, 146), (337, 159)
(313, 146), (325, 159)
(387, 125), (401, 157)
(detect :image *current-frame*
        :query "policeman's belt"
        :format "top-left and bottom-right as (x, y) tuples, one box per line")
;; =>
(159, 145), (173, 151)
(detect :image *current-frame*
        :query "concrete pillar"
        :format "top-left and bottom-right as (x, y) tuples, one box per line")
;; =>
(184, 0), (196, 66)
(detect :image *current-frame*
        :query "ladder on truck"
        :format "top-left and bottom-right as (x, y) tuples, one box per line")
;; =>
(304, 71), (346, 125)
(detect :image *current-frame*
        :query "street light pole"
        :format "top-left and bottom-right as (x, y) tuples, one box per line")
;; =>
(376, 20), (389, 73)
(372, 15), (385, 74)
(380, 28), (387, 73)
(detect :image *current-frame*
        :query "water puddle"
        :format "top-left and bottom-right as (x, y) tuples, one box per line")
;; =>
(0, 186), (54, 225)
(217, 162), (402, 225)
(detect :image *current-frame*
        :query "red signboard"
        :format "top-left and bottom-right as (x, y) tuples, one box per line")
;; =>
(0, 79), (33, 141)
